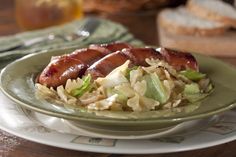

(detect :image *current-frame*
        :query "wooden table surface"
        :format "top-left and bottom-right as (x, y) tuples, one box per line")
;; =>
(1, 0), (236, 157)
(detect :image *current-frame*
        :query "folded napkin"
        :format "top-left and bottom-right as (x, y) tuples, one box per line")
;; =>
(0, 17), (143, 69)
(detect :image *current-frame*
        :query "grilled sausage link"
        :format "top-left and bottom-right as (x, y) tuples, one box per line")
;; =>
(121, 48), (163, 66)
(86, 51), (131, 78)
(38, 42), (198, 87)
(86, 48), (162, 79)
(89, 42), (133, 54)
(38, 42), (132, 87)
(38, 56), (87, 88)
(86, 47), (198, 79)
(160, 48), (198, 71)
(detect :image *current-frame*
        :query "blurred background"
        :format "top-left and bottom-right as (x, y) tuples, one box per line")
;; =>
(0, 0), (186, 45)
(0, 0), (236, 55)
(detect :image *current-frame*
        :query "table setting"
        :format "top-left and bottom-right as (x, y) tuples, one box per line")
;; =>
(1, 0), (236, 157)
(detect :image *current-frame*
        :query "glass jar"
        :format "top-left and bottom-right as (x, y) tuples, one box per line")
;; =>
(15, 0), (83, 30)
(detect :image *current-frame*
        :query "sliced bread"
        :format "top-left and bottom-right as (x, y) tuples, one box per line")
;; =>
(158, 7), (227, 36)
(187, 0), (236, 28)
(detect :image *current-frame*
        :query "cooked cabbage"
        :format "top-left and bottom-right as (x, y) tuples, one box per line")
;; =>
(36, 59), (212, 112)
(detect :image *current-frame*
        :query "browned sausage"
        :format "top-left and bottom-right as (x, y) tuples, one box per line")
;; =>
(38, 42), (199, 87)
(38, 55), (87, 88)
(69, 48), (107, 65)
(121, 48), (163, 66)
(38, 43), (133, 87)
(89, 42), (133, 54)
(86, 47), (199, 80)
(86, 51), (130, 78)
(38, 49), (110, 88)
(86, 48), (162, 79)
(160, 48), (198, 71)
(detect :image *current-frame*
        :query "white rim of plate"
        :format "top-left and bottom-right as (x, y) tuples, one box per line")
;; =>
(1, 91), (236, 154)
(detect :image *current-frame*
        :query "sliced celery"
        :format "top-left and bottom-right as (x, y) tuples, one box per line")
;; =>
(180, 69), (206, 81)
(71, 75), (92, 97)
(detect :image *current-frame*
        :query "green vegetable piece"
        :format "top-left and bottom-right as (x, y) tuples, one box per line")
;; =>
(180, 69), (206, 81)
(184, 83), (200, 94)
(184, 93), (209, 103)
(106, 88), (127, 104)
(144, 73), (168, 104)
(71, 75), (92, 97)
(125, 66), (139, 80)
(116, 91), (128, 104)
(184, 83), (205, 102)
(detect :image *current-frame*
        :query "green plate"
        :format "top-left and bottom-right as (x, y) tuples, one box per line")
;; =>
(1, 48), (236, 130)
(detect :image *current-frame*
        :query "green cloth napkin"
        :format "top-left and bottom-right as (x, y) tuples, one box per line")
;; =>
(0, 17), (143, 69)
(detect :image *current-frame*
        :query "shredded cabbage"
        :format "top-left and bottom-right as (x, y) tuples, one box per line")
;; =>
(144, 73), (169, 104)
(36, 58), (213, 112)
(180, 69), (206, 81)
(71, 75), (92, 97)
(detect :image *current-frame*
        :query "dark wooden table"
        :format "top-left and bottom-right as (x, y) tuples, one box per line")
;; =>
(1, 0), (236, 157)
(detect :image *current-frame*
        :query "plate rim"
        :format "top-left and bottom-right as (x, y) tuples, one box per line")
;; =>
(1, 103), (236, 154)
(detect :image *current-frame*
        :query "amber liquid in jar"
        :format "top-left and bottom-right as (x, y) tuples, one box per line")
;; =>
(15, 0), (83, 30)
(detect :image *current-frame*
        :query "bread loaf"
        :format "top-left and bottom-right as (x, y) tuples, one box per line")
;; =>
(158, 7), (227, 36)
(187, 0), (236, 28)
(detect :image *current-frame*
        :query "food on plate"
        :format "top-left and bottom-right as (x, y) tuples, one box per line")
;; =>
(36, 42), (213, 112)
(86, 48), (162, 79)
